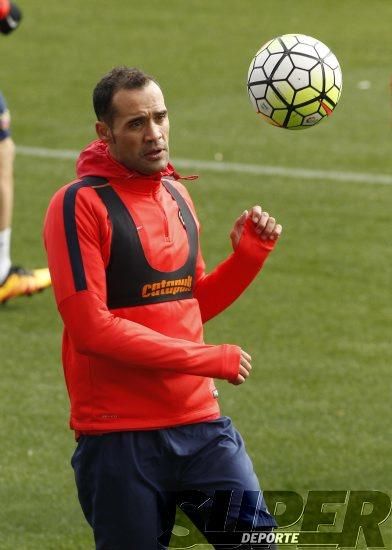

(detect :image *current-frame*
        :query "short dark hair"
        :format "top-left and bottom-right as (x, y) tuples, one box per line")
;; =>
(93, 66), (157, 125)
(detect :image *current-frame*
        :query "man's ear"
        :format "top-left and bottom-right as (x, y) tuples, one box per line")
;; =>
(96, 121), (113, 143)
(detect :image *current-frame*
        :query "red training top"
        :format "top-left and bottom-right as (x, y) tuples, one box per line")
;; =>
(43, 140), (277, 432)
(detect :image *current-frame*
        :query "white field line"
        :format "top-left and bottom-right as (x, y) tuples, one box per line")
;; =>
(16, 145), (392, 186)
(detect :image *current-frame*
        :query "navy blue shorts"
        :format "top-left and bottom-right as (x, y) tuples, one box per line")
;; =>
(0, 92), (11, 141)
(71, 416), (277, 549)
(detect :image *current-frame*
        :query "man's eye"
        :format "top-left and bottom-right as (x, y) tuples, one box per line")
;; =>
(129, 120), (143, 128)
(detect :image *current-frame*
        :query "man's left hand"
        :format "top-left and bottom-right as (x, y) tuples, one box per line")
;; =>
(230, 205), (282, 250)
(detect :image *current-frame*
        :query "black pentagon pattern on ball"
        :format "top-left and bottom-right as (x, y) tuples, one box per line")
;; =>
(247, 34), (342, 128)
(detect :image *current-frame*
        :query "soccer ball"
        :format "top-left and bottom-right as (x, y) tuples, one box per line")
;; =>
(247, 34), (342, 129)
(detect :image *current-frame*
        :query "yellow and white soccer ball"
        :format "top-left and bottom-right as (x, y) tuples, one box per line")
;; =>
(247, 34), (342, 129)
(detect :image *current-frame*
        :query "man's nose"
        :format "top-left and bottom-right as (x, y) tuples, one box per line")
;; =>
(144, 121), (162, 142)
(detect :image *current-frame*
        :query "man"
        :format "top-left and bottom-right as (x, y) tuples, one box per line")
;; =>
(44, 66), (282, 549)
(0, 0), (51, 304)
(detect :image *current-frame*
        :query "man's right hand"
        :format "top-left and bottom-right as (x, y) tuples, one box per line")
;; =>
(231, 349), (252, 385)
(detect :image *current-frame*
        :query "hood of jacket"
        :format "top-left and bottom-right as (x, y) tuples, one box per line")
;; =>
(76, 139), (180, 184)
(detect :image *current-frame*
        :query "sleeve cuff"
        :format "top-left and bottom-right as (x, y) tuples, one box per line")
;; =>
(234, 217), (277, 267)
(222, 344), (241, 383)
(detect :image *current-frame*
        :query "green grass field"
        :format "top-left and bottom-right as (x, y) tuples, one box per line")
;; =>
(0, 1), (391, 548)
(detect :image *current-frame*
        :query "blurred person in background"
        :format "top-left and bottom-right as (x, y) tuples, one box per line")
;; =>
(0, 0), (51, 304)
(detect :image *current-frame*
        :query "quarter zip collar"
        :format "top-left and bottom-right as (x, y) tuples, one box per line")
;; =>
(76, 139), (181, 195)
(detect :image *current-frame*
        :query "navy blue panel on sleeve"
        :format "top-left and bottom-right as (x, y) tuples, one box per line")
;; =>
(63, 176), (107, 292)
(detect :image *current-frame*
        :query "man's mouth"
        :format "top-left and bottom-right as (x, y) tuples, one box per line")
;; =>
(144, 148), (165, 160)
